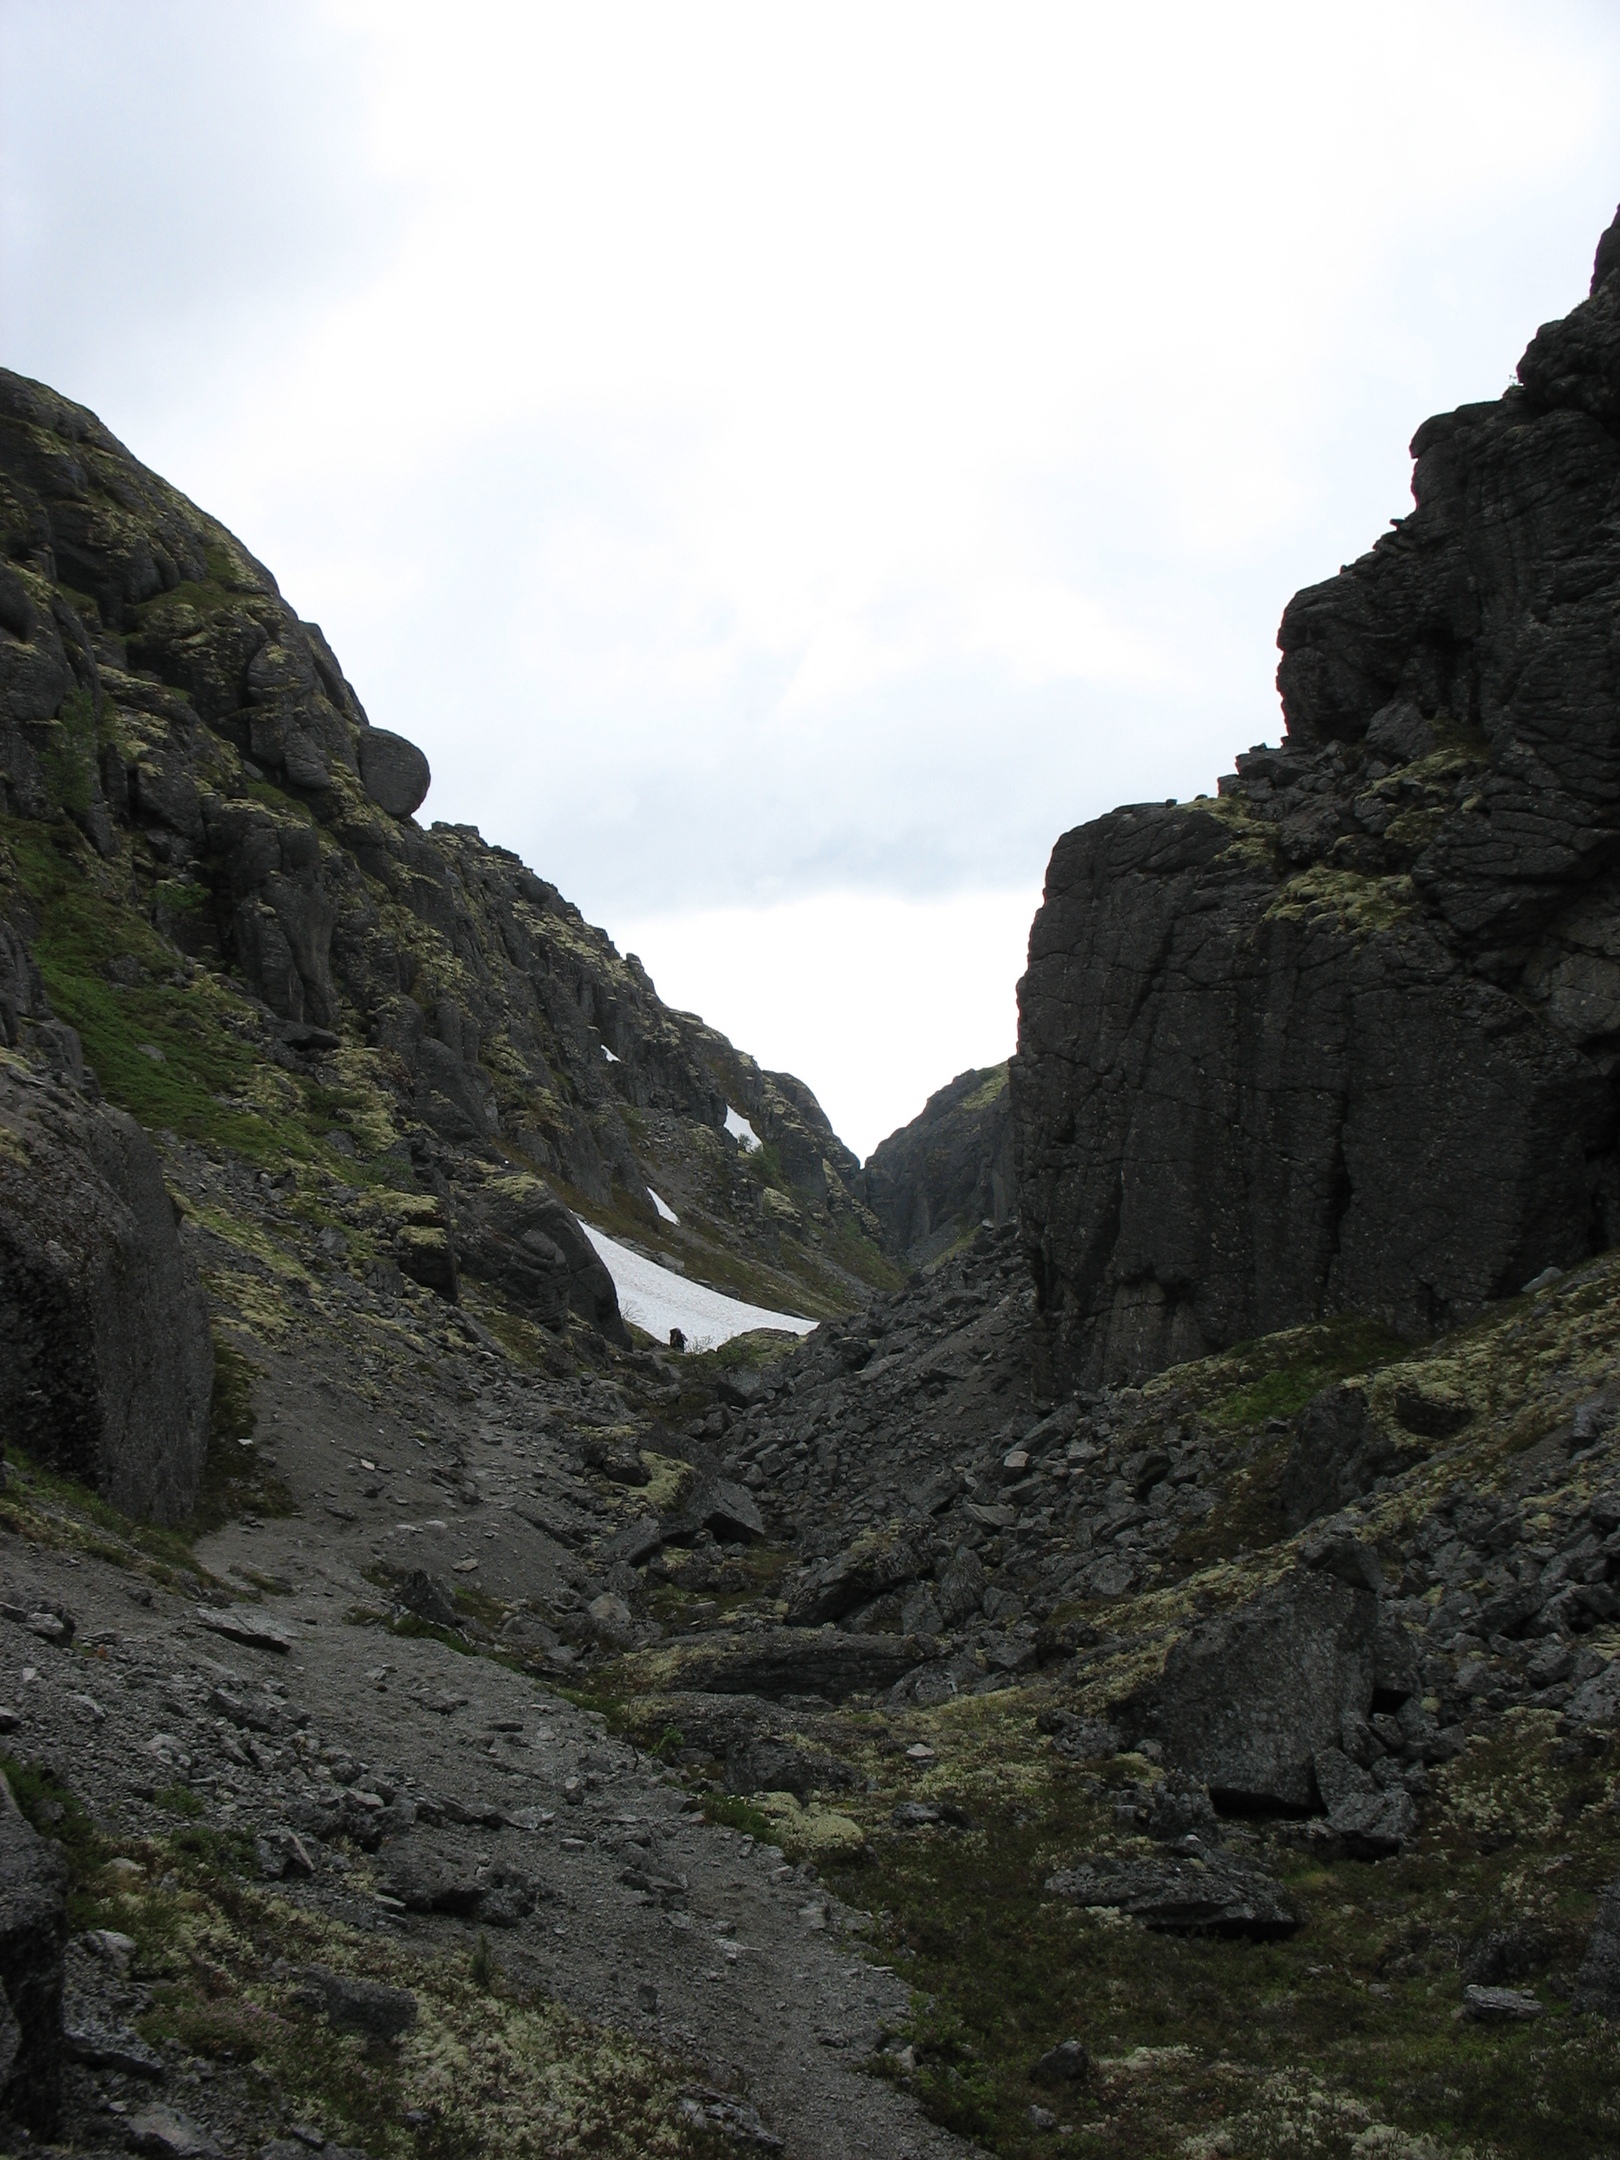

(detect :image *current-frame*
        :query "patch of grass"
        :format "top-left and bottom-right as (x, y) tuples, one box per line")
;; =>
(0, 1442), (208, 1584)
(0, 814), (388, 1174)
(809, 1721), (1620, 2160)
(76, 1836), (728, 2160)
(1202, 1316), (1410, 1432)
(39, 687), (99, 815)
(384, 1613), (477, 1657)
(699, 1793), (778, 1842)
(155, 1782), (205, 1819)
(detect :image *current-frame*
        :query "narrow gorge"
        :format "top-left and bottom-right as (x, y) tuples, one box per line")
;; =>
(3, 214), (1620, 2160)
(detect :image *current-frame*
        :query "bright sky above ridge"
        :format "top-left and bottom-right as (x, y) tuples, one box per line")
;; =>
(4, 2), (1620, 1157)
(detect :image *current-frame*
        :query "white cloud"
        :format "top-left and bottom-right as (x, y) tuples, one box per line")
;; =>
(4, 0), (1619, 1147)
(615, 887), (1041, 1161)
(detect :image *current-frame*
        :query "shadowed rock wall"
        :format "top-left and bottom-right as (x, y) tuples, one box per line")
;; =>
(0, 1066), (213, 1522)
(862, 1062), (1015, 1268)
(1015, 212), (1620, 1389)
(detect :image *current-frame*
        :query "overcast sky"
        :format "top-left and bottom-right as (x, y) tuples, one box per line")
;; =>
(4, 1), (1619, 1156)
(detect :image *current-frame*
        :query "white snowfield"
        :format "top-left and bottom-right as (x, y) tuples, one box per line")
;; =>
(581, 1223), (815, 1350)
(724, 1104), (762, 1152)
(648, 1187), (679, 1224)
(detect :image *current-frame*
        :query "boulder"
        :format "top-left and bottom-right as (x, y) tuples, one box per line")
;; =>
(1280, 1383), (1431, 1532)
(294, 1966), (417, 2043)
(668, 1477), (764, 1544)
(0, 1770), (68, 2131)
(356, 727), (430, 818)
(1120, 1558), (1379, 1810)
(391, 1570), (461, 1631)
(1311, 1746), (1415, 1856)
(785, 1521), (932, 1624)
(1573, 1873), (1620, 2016)
(626, 1626), (938, 1701)
(723, 1737), (859, 1798)
(1030, 2039), (1089, 2086)
(459, 1175), (627, 1343)
(1044, 1850), (1298, 1939)
(0, 1066), (212, 1523)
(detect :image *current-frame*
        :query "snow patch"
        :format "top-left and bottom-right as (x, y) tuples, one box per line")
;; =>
(581, 1224), (814, 1351)
(725, 1104), (761, 1152)
(601, 1043), (621, 1063)
(648, 1187), (679, 1224)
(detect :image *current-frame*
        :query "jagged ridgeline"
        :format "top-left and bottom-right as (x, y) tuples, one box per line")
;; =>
(0, 367), (901, 1349)
(1017, 214), (1620, 1391)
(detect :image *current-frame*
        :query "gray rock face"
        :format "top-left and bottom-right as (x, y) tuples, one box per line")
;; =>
(862, 1062), (1014, 1267)
(785, 1523), (932, 1625)
(0, 1771), (68, 2131)
(1122, 1561), (1379, 1810)
(1016, 213), (1620, 1390)
(1044, 1849), (1298, 1938)
(356, 727), (430, 819)
(295, 1966), (419, 2043)
(1573, 1873), (1620, 2015)
(0, 1066), (212, 1523)
(459, 1173), (626, 1341)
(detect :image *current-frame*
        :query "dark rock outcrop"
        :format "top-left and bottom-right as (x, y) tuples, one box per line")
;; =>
(1016, 211), (1620, 1390)
(0, 1771), (68, 2132)
(356, 727), (430, 819)
(1044, 1849), (1298, 1938)
(628, 1626), (938, 1701)
(1573, 1872), (1620, 2016)
(862, 1062), (1014, 1268)
(457, 1173), (627, 1342)
(0, 1064), (212, 1522)
(1120, 1547), (1382, 1811)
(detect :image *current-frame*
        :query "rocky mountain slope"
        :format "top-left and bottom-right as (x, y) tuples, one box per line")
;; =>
(0, 365), (898, 1336)
(1016, 216), (1620, 1392)
(7, 218), (1620, 2160)
(860, 1065), (1014, 1270)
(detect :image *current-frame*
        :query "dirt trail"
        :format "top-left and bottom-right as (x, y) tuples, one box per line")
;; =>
(1, 1318), (980, 2160)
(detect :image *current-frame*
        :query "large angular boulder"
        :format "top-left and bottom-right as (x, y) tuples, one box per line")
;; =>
(459, 1174), (627, 1344)
(0, 1771), (68, 2131)
(1044, 1850), (1298, 1938)
(785, 1521), (932, 1625)
(623, 1626), (937, 1702)
(0, 1066), (212, 1522)
(1573, 1873), (1620, 2017)
(1120, 1544), (1381, 1811)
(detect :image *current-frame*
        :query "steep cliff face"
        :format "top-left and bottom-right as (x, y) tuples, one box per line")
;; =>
(1016, 213), (1620, 1390)
(0, 369), (896, 1327)
(861, 1061), (1014, 1268)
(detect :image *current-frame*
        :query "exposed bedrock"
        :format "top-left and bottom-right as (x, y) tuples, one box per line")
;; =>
(861, 1061), (1014, 1268)
(0, 1064), (213, 1522)
(1015, 210), (1620, 1389)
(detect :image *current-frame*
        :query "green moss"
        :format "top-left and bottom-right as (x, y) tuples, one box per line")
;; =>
(1266, 865), (1419, 937)
(961, 1062), (1010, 1112)
(1202, 1317), (1411, 1432)
(699, 1793), (778, 1842)
(39, 686), (99, 815)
